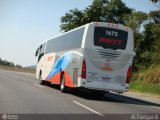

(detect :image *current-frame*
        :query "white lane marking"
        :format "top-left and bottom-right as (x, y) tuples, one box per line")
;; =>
(34, 84), (44, 88)
(151, 106), (160, 110)
(73, 100), (104, 117)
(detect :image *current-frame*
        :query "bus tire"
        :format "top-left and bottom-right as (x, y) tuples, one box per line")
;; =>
(60, 74), (67, 93)
(39, 72), (45, 85)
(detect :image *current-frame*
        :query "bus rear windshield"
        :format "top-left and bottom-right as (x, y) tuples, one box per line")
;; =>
(94, 27), (128, 50)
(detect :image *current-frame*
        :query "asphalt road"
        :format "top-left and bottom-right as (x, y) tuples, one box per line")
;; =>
(0, 69), (159, 120)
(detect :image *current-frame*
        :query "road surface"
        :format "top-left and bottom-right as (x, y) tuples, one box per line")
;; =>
(0, 69), (159, 120)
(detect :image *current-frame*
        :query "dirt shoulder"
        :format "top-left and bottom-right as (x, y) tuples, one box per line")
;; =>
(0, 65), (35, 74)
(123, 91), (160, 105)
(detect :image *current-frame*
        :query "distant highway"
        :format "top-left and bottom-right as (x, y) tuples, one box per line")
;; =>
(0, 69), (159, 120)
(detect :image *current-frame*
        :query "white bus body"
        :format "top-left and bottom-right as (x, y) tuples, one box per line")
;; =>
(35, 22), (134, 93)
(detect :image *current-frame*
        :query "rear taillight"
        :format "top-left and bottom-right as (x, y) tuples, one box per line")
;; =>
(81, 59), (86, 79)
(126, 66), (132, 83)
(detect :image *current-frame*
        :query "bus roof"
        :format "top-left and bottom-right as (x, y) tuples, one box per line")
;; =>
(40, 22), (131, 45)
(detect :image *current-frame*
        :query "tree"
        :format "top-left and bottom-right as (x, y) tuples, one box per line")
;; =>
(101, 0), (132, 24)
(60, 0), (132, 31)
(124, 11), (147, 68)
(81, 0), (109, 24)
(15, 64), (22, 68)
(150, 0), (160, 8)
(124, 11), (147, 48)
(60, 8), (84, 32)
(0, 58), (2, 64)
(150, 0), (160, 3)
(124, 11), (147, 33)
(142, 10), (160, 65)
(149, 10), (160, 24)
(135, 10), (160, 66)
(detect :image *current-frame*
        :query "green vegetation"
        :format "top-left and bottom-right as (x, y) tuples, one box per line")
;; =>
(0, 58), (22, 68)
(130, 65), (160, 95)
(134, 65), (160, 84)
(60, 0), (160, 95)
(150, 0), (160, 3)
(130, 80), (160, 95)
(60, 0), (132, 32)
(0, 58), (35, 74)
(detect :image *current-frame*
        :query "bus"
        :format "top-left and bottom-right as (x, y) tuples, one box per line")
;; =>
(35, 22), (135, 94)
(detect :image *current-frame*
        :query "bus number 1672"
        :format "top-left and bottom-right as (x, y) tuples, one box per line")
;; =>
(106, 30), (118, 37)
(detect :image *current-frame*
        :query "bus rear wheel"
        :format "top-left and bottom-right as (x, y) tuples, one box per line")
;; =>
(60, 74), (67, 93)
(39, 73), (45, 85)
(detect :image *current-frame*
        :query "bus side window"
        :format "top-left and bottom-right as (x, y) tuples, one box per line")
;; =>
(38, 53), (44, 62)
(38, 43), (46, 62)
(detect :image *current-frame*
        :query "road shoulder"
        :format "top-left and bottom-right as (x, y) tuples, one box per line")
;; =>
(123, 91), (160, 105)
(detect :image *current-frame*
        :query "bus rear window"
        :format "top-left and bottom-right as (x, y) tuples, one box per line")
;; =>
(94, 27), (128, 50)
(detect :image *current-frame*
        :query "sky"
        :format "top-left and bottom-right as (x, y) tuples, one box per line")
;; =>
(0, 0), (159, 67)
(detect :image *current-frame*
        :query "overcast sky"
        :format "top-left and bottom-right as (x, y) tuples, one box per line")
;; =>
(0, 0), (158, 67)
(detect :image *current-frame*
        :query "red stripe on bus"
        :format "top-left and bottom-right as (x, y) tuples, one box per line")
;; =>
(47, 73), (61, 84)
(64, 71), (75, 88)
(47, 71), (75, 88)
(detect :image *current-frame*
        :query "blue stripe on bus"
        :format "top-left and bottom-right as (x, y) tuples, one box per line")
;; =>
(47, 52), (72, 79)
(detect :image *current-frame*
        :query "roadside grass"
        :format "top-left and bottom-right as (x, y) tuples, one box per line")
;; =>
(130, 65), (160, 96)
(129, 80), (160, 96)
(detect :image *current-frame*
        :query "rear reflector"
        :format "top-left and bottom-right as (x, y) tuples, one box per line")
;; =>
(81, 59), (86, 79)
(125, 27), (129, 31)
(95, 22), (99, 26)
(126, 66), (132, 83)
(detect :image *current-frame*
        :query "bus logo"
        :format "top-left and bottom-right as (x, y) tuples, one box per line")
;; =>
(101, 63), (112, 71)
(47, 56), (53, 61)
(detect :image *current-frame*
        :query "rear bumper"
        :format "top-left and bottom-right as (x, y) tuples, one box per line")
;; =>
(79, 79), (129, 92)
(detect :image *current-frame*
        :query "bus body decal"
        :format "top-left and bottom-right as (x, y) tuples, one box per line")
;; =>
(63, 71), (75, 87)
(47, 72), (61, 84)
(47, 52), (72, 79)
(46, 52), (75, 87)
(47, 71), (75, 87)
